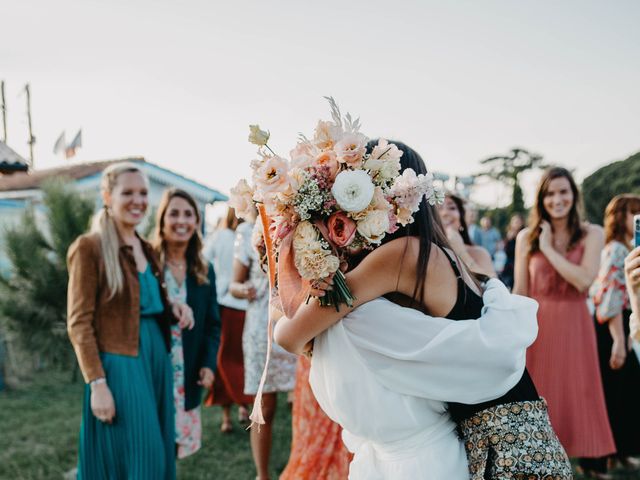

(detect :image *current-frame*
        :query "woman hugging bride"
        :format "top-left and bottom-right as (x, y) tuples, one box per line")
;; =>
(274, 141), (572, 480)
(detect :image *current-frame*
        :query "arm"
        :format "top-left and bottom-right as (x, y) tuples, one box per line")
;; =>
(228, 260), (256, 300)
(468, 246), (497, 278)
(608, 313), (627, 369)
(67, 236), (116, 423)
(512, 228), (530, 296)
(540, 223), (604, 292)
(322, 278), (539, 404)
(67, 237), (105, 383)
(592, 243), (628, 368)
(445, 227), (495, 277)
(274, 237), (412, 354)
(229, 226), (257, 300)
(625, 247), (640, 339)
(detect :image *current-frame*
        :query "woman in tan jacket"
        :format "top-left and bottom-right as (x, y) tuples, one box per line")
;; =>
(67, 162), (192, 480)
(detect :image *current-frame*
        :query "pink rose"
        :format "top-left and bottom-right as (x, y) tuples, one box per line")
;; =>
(327, 211), (357, 247)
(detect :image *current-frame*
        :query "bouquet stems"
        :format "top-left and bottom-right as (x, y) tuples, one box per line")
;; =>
(317, 270), (355, 311)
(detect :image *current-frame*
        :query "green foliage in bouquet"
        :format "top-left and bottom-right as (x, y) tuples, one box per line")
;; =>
(0, 179), (94, 374)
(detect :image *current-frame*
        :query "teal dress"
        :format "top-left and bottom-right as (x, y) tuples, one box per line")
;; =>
(78, 266), (176, 480)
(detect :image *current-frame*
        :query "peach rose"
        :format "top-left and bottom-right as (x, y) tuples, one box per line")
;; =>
(315, 150), (339, 180)
(327, 211), (357, 247)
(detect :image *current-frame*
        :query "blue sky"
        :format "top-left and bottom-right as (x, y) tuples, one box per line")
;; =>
(2, 0), (639, 207)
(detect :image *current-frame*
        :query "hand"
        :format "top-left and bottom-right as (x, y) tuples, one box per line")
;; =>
(172, 302), (195, 330)
(538, 221), (553, 254)
(91, 382), (116, 424)
(610, 339), (627, 370)
(242, 282), (257, 301)
(197, 367), (215, 389)
(309, 274), (334, 298)
(625, 247), (640, 294)
(445, 226), (466, 252)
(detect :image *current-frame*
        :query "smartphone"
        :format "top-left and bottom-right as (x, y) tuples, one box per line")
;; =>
(635, 214), (640, 248)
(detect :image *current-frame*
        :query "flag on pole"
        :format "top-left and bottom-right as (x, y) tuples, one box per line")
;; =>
(53, 131), (66, 155)
(65, 129), (82, 159)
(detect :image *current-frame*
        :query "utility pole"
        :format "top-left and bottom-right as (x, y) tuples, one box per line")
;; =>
(1, 80), (6, 143)
(24, 83), (35, 169)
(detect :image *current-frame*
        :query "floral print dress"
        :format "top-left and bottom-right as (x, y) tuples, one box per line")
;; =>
(165, 268), (201, 459)
(591, 240), (631, 322)
(235, 222), (296, 395)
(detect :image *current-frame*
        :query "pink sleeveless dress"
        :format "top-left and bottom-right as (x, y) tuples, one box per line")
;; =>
(527, 243), (615, 457)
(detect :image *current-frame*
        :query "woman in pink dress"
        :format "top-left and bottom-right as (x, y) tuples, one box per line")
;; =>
(514, 167), (615, 478)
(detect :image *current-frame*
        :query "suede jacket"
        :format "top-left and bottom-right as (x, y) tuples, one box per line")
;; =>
(67, 231), (174, 383)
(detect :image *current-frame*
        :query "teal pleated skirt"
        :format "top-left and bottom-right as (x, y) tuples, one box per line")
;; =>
(77, 315), (176, 480)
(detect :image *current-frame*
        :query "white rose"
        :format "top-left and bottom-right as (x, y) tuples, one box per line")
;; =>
(331, 170), (375, 213)
(357, 209), (390, 244)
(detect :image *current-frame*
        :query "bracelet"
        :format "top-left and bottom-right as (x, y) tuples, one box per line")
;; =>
(89, 377), (106, 388)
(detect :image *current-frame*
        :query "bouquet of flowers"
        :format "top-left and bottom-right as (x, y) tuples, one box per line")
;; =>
(230, 97), (443, 315)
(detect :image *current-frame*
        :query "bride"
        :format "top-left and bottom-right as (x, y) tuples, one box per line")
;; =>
(275, 142), (571, 479)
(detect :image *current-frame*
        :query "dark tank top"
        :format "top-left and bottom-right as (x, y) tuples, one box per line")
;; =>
(439, 247), (539, 423)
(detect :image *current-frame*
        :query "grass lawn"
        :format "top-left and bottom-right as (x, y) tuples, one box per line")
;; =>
(3, 371), (640, 479)
(0, 370), (292, 480)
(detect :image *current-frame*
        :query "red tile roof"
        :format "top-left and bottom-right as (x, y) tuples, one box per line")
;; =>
(0, 157), (144, 192)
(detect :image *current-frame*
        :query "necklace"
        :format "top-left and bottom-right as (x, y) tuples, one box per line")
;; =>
(166, 259), (186, 270)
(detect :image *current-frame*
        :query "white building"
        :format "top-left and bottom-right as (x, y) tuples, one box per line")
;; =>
(0, 156), (227, 272)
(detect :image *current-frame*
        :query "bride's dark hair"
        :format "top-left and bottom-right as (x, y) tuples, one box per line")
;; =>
(367, 139), (451, 307)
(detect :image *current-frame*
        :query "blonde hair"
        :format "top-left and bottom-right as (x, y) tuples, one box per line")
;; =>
(91, 162), (146, 298)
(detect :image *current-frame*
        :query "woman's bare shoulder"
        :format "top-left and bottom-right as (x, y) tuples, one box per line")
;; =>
(584, 222), (604, 236)
(517, 227), (531, 239)
(361, 236), (419, 263)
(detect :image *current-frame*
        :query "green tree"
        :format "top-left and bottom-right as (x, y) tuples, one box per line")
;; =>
(477, 148), (546, 216)
(0, 179), (94, 374)
(581, 151), (640, 224)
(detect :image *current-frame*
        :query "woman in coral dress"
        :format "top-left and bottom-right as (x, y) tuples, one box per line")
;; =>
(280, 356), (352, 480)
(514, 167), (615, 476)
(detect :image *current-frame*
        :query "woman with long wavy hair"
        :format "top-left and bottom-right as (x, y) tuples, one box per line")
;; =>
(152, 188), (221, 459)
(513, 166), (615, 477)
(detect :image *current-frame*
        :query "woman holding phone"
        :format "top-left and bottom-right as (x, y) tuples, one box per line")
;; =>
(588, 194), (640, 475)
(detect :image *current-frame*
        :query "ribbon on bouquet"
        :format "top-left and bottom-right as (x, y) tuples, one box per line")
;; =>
(248, 204), (277, 427)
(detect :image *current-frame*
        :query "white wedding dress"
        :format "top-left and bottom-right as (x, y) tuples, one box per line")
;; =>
(309, 279), (539, 479)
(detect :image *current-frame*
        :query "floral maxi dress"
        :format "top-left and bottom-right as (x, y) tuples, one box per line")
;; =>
(166, 269), (202, 459)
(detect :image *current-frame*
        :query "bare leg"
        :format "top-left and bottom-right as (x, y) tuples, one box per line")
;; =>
(221, 404), (232, 433)
(238, 404), (250, 424)
(251, 393), (277, 480)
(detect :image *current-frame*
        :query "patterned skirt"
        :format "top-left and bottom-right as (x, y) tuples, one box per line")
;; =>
(460, 398), (573, 480)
